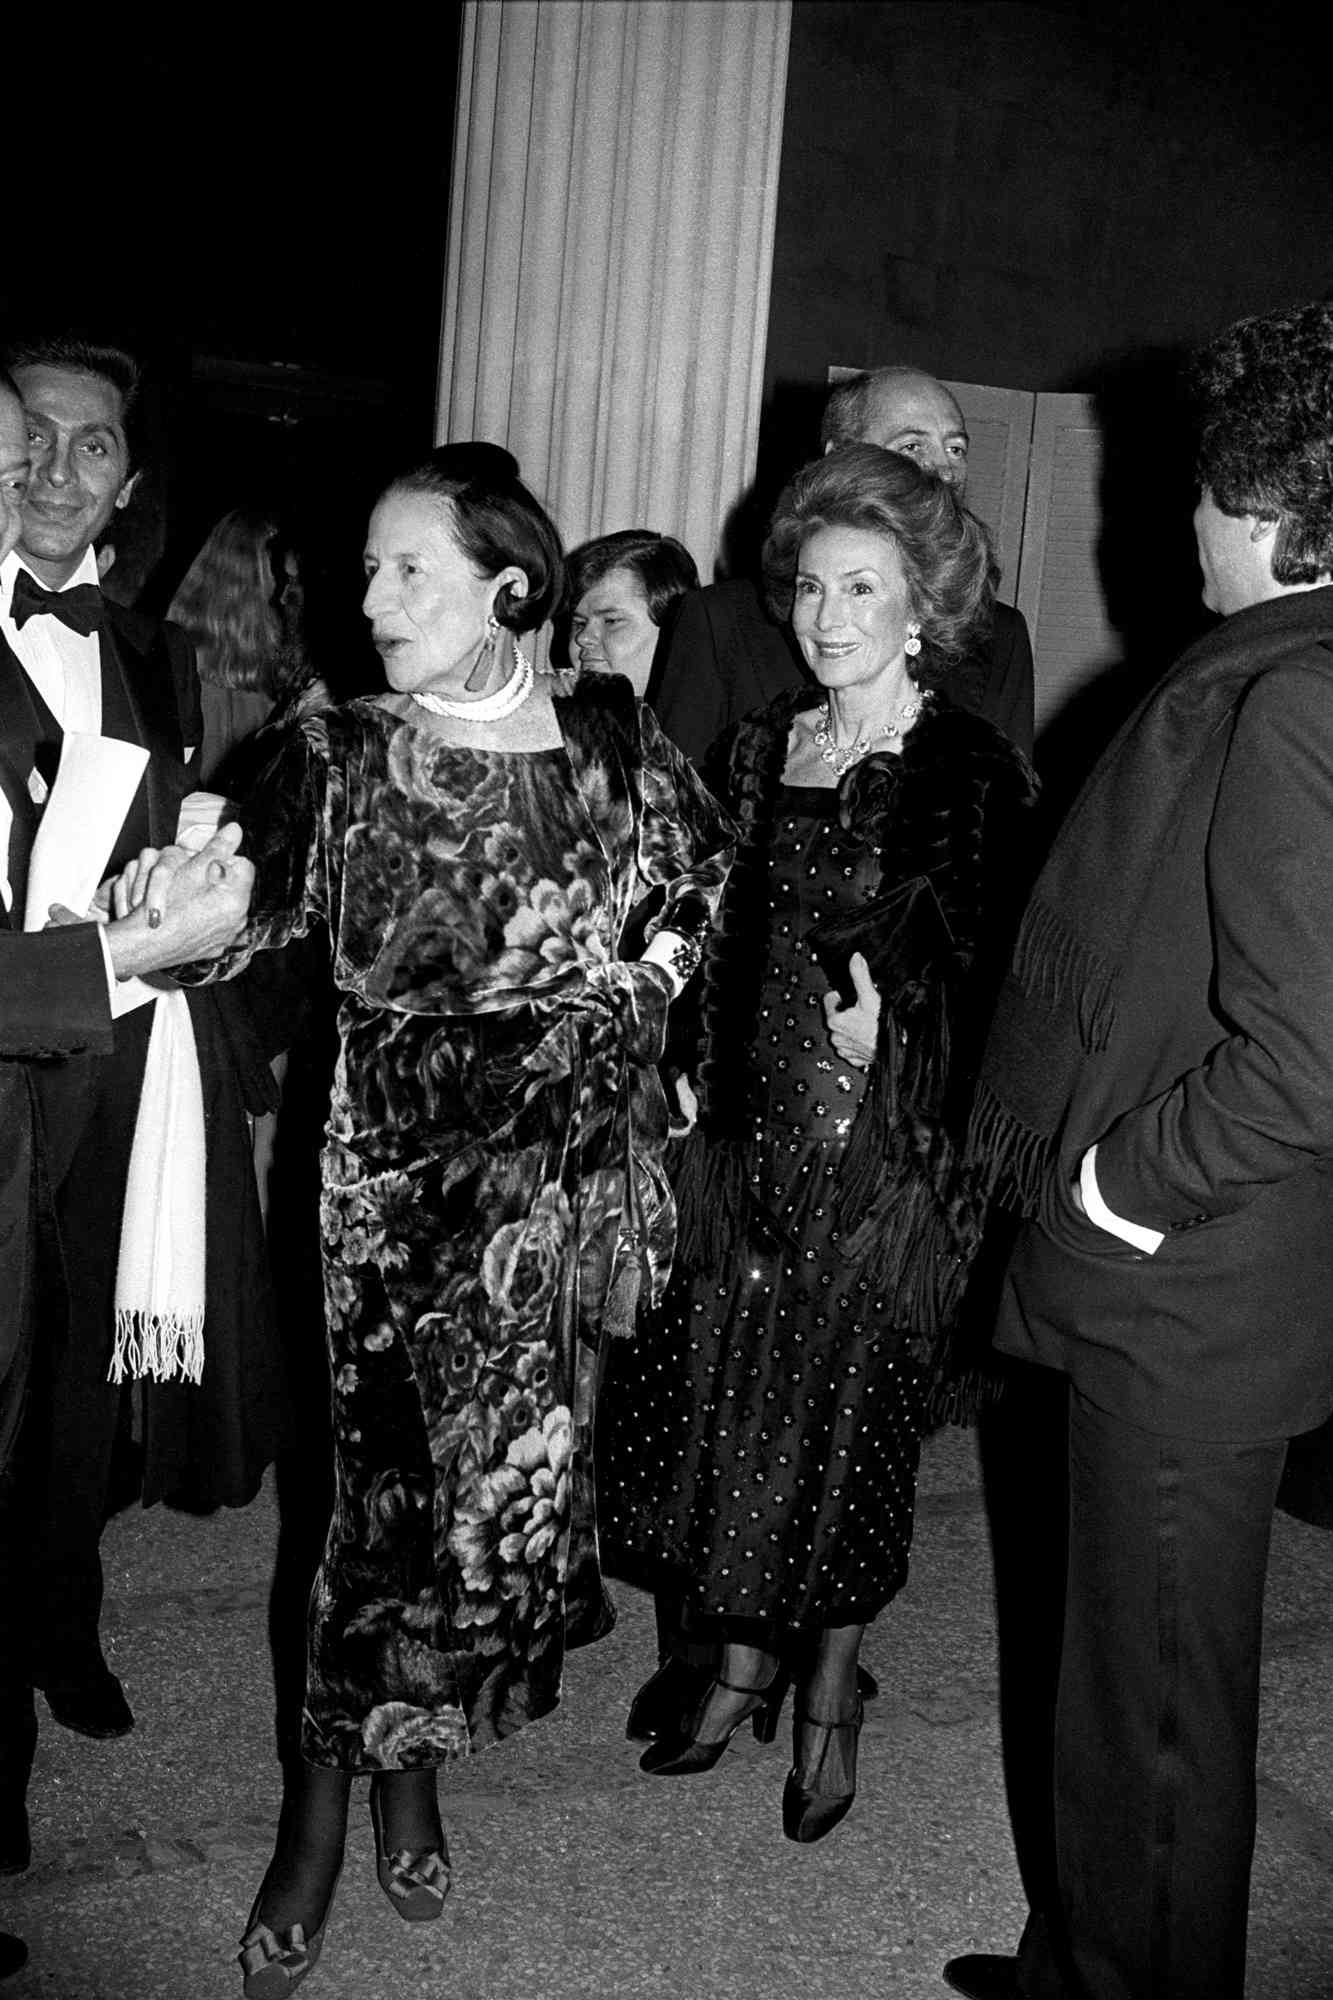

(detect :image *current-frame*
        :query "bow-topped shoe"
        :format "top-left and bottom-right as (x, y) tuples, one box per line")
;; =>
(369, 1784), (452, 1922)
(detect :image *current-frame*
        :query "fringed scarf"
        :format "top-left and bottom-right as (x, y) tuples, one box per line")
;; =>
(964, 591), (1333, 1226)
(673, 685), (1037, 1399)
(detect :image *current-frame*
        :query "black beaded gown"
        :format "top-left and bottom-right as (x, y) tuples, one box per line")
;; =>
(599, 784), (926, 1632)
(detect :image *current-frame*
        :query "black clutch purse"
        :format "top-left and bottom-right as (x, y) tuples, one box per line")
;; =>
(805, 874), (950, 1008)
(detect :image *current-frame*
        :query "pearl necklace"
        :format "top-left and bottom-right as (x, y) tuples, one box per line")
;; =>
(411, 638), (533, 721)
(812, 687), (929, 775)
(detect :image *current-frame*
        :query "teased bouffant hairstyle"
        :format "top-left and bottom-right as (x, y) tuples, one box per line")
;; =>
(566, 528), (699, 626)
(762, 444), (994, 675)
(167, 509), (296, 695)
(3, 333), (147, 472)
(1192, 300), (1333, 586)
(383, 442), (564, 633)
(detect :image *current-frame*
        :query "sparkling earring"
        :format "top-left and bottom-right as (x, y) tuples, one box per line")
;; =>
(904, 621), (922, 658)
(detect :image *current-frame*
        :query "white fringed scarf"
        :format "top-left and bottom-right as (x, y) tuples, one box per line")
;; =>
(108, 986), (206, 1383)
(25, 735), (219, 1385)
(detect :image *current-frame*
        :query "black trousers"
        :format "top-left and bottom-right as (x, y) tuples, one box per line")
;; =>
(1014, 1386), (1286, 2000)
(27, 1005), (154, 1687)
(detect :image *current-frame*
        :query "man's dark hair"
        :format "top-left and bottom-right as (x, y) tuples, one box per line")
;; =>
(566, 529), (699, 627)
(2, 334), (146, 471)
(1191, 300), (1333, 586)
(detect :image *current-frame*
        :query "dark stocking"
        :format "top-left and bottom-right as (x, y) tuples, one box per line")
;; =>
(690, 1638), (781, 1745)
(370, 1767), (445, 1857)
(796, 1623), (863, 1794)
(250, 1760), (351, 1938)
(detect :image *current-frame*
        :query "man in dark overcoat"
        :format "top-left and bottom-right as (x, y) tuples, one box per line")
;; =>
(944, 301), (1333, 2000)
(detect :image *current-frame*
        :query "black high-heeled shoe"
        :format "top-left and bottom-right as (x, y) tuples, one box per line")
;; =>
(625, 1656), (715, 1743)
(369, 1780), (451, 1923)
(639, 1669), (788, 1775)
(781, 1698), (863, 1844)
(238, 1863), (341, 1998)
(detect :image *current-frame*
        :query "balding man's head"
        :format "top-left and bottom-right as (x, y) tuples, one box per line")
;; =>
(821, 367), (970, 495)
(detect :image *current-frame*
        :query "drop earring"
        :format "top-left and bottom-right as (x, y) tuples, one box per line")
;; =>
(904, 621), (922, 658)
(465, 610), (505, 693)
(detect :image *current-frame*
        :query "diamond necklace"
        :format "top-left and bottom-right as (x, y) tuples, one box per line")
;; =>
(411, 638), (533, 721)
(813, 687), (930, 775)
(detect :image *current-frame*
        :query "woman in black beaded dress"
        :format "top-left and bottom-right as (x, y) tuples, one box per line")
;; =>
(598, 445), (1035, 1842)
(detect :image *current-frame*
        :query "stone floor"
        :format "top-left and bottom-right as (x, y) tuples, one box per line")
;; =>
(3, 1423), (1332, 2000)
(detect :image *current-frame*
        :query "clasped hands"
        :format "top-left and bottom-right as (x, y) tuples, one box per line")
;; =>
(48, 824), (255, 981)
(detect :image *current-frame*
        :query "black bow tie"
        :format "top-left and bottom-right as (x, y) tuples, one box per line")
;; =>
(9, 568), (105, 637)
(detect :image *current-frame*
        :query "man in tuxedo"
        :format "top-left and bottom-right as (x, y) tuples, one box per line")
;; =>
(652, 366), (1035, 764)
(0, 365), (257, 1978)
(0, 337), (288, 1876)
(943, 300), (1333, 1998)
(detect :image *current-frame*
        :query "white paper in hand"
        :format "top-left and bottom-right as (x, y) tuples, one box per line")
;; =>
(23, 729), (150, 932)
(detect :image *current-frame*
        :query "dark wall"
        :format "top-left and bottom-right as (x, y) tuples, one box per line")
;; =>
(3, 20), (461, 669)
(764, 0), (1332, 428)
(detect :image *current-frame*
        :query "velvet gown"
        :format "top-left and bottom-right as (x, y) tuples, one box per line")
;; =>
(190, 679), (733, 1770)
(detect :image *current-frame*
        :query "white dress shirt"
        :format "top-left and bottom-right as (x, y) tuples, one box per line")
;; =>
(1, 547), (113, 1006)
(0, 546), (104, 736)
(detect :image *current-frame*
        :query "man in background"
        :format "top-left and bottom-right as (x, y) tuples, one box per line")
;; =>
(653, 365), (1034, 763)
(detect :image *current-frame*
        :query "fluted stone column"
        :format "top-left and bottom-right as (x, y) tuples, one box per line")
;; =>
(438, 0), (792, 580)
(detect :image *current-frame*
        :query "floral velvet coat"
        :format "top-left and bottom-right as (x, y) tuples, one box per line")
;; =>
(196, 678), (733, 1769)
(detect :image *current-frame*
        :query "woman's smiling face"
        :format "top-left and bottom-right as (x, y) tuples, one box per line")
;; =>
(790, 523), (915, 693)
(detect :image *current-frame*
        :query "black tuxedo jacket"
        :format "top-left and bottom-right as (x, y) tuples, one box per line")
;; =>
(651, 578), (1035, 767)
(0, 605), (292, 1504)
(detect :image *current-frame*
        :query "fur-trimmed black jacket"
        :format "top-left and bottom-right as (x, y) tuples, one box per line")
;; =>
(673, 685), (1037, 1370)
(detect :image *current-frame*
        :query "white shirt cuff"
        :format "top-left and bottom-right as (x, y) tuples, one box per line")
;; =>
(1080, 1145), (1165, 1255)
(95, 923), (118, 1008)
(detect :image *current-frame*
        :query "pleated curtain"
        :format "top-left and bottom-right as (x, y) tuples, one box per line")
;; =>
(437, 0), (792, 581)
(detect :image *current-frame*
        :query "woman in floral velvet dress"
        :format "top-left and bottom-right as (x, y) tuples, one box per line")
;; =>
(150, 444), (732, 1997)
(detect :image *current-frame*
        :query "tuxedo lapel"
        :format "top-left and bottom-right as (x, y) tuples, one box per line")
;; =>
(0, 634), (43, 768)
(0, 638), (45, 922)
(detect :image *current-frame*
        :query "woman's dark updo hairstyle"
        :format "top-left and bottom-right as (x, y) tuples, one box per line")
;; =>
(1191, 299), (1333, 587)
(382, 441), (564, 633)
(762, 444), (994, 684)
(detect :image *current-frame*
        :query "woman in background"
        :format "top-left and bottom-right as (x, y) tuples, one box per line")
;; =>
(566, 528), (698, 701)
(168, 509), (311, 784)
